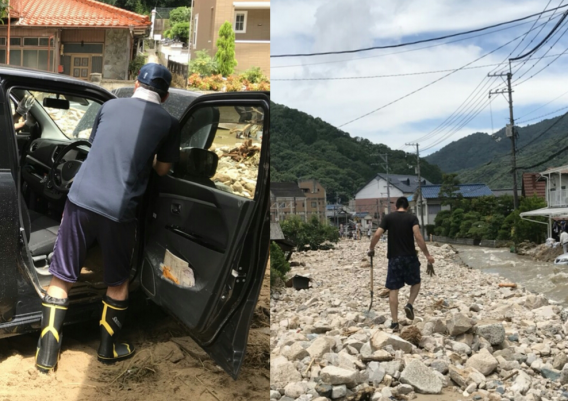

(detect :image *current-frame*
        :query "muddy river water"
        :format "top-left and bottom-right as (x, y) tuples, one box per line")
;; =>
(454, 245), (568, 305)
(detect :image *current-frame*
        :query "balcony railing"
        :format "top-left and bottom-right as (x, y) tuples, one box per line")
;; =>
(549, 189), (568, 207)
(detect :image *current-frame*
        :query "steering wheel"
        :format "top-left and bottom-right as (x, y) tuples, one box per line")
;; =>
(49, 140), (91, 193)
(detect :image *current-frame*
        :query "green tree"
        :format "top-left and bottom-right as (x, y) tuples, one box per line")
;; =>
(169, 6), (191, 24)
(215, 21), (237, 76)
(170, 21), (189, 43)
(500, 195), (547, 243)
(188, 49), (218, 76)
(438, 173), (461, 209)
(270, 242), (290, 287)
(449, 208), (464, 238)
(281, 215), (339, 251)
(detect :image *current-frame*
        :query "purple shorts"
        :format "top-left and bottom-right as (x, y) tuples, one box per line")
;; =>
(49, 200), (136, 286)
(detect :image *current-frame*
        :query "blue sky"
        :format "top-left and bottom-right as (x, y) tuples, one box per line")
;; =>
(271, 0), (568, 156)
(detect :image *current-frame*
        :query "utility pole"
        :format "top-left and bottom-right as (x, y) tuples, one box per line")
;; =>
(405, 143), (425, 237)
(488, 64), (519, 209)
(372, 153), (391, 214)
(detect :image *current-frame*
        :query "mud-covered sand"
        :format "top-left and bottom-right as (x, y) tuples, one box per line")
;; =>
(0, 265), (269, 401)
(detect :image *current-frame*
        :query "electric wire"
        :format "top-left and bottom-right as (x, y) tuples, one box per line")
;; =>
(515, 87), (568, 121)
(517, 105), (568, 124)
(271, 4), (568, 58)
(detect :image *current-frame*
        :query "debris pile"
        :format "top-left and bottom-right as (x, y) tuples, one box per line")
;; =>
(270, 240), (568, 401)
(212, 140), (260, 199)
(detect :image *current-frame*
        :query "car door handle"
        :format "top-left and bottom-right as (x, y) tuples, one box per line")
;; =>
(171, 203), (182, 214)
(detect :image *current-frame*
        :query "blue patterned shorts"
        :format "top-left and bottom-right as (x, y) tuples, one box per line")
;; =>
(385, 255), (421, 290)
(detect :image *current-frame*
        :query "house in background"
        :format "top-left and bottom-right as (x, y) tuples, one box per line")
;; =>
(522, 172), (547, 201)
(190, 0), (269, 77)
(270, 182), (306, 223)
(355, 174), (432, 221)
(520, 165), (568, 238)
(419, 184), (494, 226)
(0, 0), (150, 80)
(298, 179), (326, 223)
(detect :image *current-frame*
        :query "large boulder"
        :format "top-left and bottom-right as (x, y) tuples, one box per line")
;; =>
(307, 336), (336, 359)
(446, 312), (473, 336)
(524, 294), (548, 310)
(320, 366), (359, 387)
(271, 356), (302, 387)
(511, 371), (532, 395)
(465, 348), (498, 376)
(370, 331), (413, 353)
(399, 359), (443, 394)
(476, 323), (505, 345)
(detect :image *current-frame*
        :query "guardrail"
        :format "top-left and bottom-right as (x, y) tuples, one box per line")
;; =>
(167, 59), (188, 77)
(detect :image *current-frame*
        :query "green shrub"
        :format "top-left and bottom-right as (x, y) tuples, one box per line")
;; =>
(215, 21), (237, 76)
(128, 54), (147, 80)
(281, 215), (339, 251)
(170, 21), (189, 43)
(240, 66), (267, 84)
(189, 50), (218, 76)
(270, 242), (289, 287)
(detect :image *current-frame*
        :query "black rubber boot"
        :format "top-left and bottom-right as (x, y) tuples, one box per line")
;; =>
(36, 295), (69, 373)
(97, 295), (135, 364)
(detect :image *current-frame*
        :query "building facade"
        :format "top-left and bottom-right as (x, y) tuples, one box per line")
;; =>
(270, 180), (327, 223)
(0, 0), (150, 80)
(298, 179), (327, 223)
(190, 0), (269, 77)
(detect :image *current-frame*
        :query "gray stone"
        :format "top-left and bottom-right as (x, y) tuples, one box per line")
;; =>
(284, 382), (308, 398)
(524, 294), (549, 310)
(307, 336), (336, 359)
(315, 383), (332, 397)
(381, 360), (402, 376)
(540, 367), (560, 381)
(560, 308), (568, 322)
(399, 359), (443, 394)
(511, 371), (532, 395)
(331, 385), (347, 399)
(419, 335), (443, 352)
(465, 348), (498, 376)
(360, 342), (373, 358)
(283, 342), (310, 361)
(470, 304), (481, 312)
(320, 366), (359, 387)
(451, 340), (472, 355)
(466, 382), (477, 393)
(553, 352), (568, 370)
(367, 362), (386, 386)
(446, 312), (473, 336)
(508, 333), (519, 342)
(271, 356), (302, 387)
(526, 353), (537, 365)
(477, 323), (506, 345)
(270, 390), (282, 400)
(370, 331), (413, 353)
(396, 384), (414, 395)
(560, 364), (568, 385)
(430, 360), (449, 374)
(381, 387), (393, 398)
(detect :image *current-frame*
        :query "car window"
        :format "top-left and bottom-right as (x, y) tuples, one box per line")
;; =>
(177, 105), (264, 200)
(27, 91), (101, 139)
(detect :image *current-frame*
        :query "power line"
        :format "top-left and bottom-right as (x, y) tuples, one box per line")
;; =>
(271, 4), (568, 58)
(271, 17), (552, 70)
(510, 10), (568, 61)
(337, 29), (531, 129)
(515, 87), (568, 120)
(516, 105), (568, 124)
(517, 112), (568, 152)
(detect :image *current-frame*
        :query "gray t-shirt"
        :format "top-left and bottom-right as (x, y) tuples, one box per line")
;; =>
(69, 97), (180, 222)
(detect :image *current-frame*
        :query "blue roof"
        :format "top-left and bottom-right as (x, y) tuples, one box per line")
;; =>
(421, 184), (494, 199)
(354, 212), (369, 218)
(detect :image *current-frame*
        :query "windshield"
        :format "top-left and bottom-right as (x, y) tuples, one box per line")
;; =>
(12, 90), (102, 140)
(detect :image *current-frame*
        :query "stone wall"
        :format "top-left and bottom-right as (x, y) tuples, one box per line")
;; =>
(103, 30), (130, 80)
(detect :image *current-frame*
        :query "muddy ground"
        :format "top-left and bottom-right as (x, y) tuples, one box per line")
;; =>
(0, 265), (269, 401)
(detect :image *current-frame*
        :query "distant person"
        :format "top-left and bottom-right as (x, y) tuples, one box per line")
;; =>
(367, 197), (435, 332)
(561, 229), (568, 254)
(367, 227), (372, 240)
(339, 224), (344, 238)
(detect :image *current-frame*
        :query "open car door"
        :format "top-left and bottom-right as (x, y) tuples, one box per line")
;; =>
(140, 92), (269, 379)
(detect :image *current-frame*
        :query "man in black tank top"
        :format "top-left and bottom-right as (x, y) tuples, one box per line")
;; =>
(368, 197), (435, 331)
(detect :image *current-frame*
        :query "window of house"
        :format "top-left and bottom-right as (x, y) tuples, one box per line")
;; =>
(10, 38), (21, 46)
(192, 14), (199, 47)
(0, 38), (5, 46)
(311, 202), (317, 208)
(234, 11), (247, 33)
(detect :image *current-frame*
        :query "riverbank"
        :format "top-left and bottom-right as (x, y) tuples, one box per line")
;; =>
(270, 239), (568, 401)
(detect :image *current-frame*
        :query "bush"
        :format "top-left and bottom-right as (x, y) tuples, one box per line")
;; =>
(281, 215), (339, 251)
(189, 50), (218, 76)
(270, 242), (289, 287)
(170, 21), (189, 43)
(240, 66), (267, 84)
(128, 54), (147, 80)
(169, 6), (191, 25)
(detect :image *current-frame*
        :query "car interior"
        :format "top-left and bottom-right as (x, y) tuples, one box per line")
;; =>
(10, 86), (265, 302)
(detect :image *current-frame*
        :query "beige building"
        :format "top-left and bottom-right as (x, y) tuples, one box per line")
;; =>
(298, 179), (327, 223)
(190, 0), (269, 77)
(270, 180), (328, 224)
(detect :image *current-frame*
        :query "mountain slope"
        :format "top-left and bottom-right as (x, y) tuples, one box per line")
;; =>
(425, 112), (568, 173)
(271, 102), (443, 201)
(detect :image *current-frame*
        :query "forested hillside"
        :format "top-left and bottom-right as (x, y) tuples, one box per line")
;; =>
(271, 102), (443, 202)
(425, 112), (568, 174)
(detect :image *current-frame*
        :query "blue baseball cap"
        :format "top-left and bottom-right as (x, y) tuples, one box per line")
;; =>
(137, 63), (172, 92)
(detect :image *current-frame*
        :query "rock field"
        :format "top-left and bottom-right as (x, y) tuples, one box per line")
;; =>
(270, 239), (568, 401)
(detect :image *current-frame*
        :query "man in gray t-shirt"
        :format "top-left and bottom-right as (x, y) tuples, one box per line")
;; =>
(36, 63), (180, 373)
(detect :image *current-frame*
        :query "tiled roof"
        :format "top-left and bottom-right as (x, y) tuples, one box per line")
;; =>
(12, 0), (150, 28)
(270, 182), (306, 198)
(376, 173), (432, 194)
(421, 184), (494, 199)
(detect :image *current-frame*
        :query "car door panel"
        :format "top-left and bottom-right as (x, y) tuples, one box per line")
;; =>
(141, 93), (269, 378)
